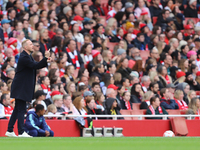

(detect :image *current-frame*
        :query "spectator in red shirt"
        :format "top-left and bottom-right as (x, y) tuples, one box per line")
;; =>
(0, 93), (13, 119)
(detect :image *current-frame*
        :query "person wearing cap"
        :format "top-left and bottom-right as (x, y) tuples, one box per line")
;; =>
(62, 6), (72, 25)
(185, 72), (200, 91)
(184, 24), (193, 35)
(124, 2), (134, 18)
(187, 50), (197, 61)
(7, 37), (19, 56)
(160, 88), (179, 110)
(87, 49), (102, 74)
(196, 71), (200, 84)
(32, 90), (47, 111)
(149, 0), (162, 18)
(106, 1), (122, 20)
(174, 71), (186, 85)
(184, 0), (198, 18)
(0, 19), (11, 44)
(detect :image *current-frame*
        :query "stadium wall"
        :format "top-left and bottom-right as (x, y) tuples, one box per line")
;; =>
(0, 120), (200, 137)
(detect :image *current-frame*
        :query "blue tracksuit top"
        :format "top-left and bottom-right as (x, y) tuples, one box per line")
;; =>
(24, 111), (51, 135)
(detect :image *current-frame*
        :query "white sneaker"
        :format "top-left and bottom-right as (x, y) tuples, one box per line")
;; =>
(18, 132), (32, 138)
(5, 131), (17, 137)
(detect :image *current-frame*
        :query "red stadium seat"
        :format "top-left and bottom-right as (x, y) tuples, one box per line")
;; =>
(140, 50), (150, 61)
(132, 103), (140, 110)
(131, 110), (146, 120)
(152, 17), (158, 25)
(170, 117), (188, 136)
(196, 91), (200, 96)
(184, 18), (200, 25)
(107, 42), (118, 52)
(166, 110), (181, 118)
(120, 110), (132, 120)
(87, 0), (93, 6)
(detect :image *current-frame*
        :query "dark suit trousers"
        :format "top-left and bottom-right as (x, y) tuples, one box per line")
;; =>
(7, 99), (27, 134)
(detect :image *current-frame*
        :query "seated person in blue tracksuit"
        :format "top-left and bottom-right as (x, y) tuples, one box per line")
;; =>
(24, 104), (54, 137)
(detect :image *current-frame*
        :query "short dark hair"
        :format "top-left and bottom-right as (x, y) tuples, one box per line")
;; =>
(160, 88), (167, 97)
(35, 104), (44, 112)
(150, 97), (158, 105)
(92, 82), (100, 88)
(0, 82), (5, 88)
(149, 82), (158, 90)
(0, 94), (7, 103)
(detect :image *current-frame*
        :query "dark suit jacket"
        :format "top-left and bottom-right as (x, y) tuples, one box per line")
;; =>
(0, 28), (4, 43)
(11, 50), (48, 102)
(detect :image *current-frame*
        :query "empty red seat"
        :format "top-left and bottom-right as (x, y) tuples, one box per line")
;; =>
(140, 50), (150, 61)
(152, 17), (158, 25)
(170, 117), (188, 136)
(120, 110), (132, 120)
(196, 91), (200, 96)
(131, 110), (146, 120)
(166, 110), (181, 118)
(107, 42), (118, 52)
(132, 103), (140, 110)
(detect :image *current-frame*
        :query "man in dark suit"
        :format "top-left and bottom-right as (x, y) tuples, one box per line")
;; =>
(5, 39), (51, 137)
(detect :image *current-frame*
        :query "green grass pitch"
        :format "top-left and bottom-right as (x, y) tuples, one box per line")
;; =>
(0, 137), (199, 150)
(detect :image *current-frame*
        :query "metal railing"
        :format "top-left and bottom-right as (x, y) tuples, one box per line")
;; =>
(2, 114), (200, 120)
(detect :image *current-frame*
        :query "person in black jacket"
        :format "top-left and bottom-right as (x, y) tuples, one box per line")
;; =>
(85, 96), (103, 128)
(120, 91), (133, 110)
(90, 0), (105, 16)
(160, 88), (179, 110)
(80, 21), (93, 36)
(105, 97), (123, 119)
(6, 39), (51, 137)
(184, 0), (198, 18)
(185, 72), (200, 91)
(116, 58), (132, 79)
(155, 9), (170, 32)
(131, 83), (143, 103)
(140, 91), (154, 109)
(91, 63), (105, 81)
(39, 28), (52, 57)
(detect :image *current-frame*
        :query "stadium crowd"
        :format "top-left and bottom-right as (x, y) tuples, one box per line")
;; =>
(1, 0), (200, 127)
